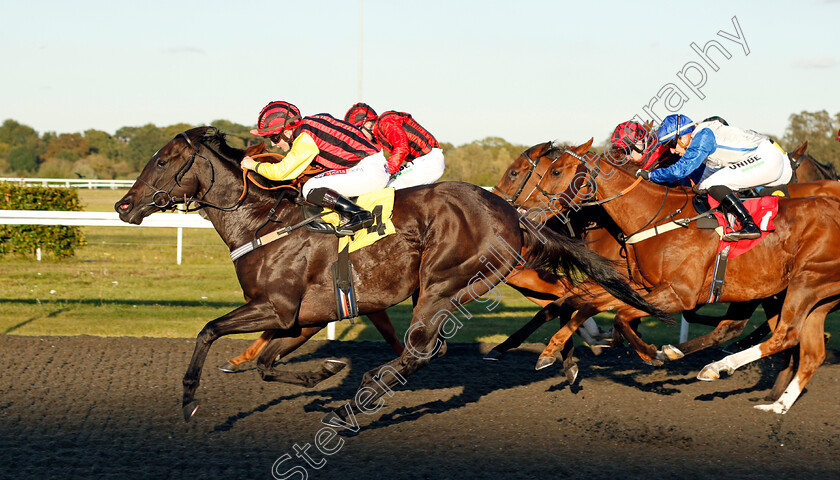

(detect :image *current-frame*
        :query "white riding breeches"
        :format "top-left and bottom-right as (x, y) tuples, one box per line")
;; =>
(697, 140), (792, 191)
(301, 151), (390, 197)
(386, 148), (446, 190)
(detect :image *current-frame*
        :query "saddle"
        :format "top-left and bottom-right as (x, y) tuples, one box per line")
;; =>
(300, 188), (397, 321)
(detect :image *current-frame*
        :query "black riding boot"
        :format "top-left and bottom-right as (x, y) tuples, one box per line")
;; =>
(306, 187), (374, 232)
(708, 185), (760, 241)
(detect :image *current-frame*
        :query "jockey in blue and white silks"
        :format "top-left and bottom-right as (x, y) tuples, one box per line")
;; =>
(648, 116), (792, 190)
(636, 114), (792, 241)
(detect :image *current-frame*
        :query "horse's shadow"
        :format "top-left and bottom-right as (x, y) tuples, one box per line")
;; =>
(211, 337), (812, 434)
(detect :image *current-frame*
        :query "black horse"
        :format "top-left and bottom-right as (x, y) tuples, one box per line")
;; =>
(115, 127), (668, 422)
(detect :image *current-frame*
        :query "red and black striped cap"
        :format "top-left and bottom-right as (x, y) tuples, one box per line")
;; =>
(611, 121), (649, 149)
(250, 101), (302, 136)
(344, 103), (378, 127)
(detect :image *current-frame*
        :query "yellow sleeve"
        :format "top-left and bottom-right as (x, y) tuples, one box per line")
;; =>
(255, 132), (319, 181)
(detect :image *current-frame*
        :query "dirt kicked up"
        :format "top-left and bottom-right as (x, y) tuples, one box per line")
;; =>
(0, 335), (838, 480)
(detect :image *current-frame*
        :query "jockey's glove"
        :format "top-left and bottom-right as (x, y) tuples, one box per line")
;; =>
(635, 169), (650, 180)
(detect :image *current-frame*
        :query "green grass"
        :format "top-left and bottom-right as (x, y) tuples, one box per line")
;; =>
(1, 188), (838, 352)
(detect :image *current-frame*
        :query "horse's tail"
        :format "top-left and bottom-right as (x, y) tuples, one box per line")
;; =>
(522, 226), (674, 324)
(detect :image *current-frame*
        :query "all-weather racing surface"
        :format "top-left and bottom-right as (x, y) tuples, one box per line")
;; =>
(0, 335), (838, 479)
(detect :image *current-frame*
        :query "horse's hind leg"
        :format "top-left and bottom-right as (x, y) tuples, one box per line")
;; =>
(766, 347), (797, 402)
(754, 304), (829, 414)
(219, 330), (274, 372)
(367, 310), (405, 356)
(322, 278), (485, 425)
(256, 326), (349, 388)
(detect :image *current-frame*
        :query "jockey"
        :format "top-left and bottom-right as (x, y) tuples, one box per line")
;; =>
(344, 103), (445, 189)
(241, 101), (389, 232)
(609, 120), (670, 170)
(636, 114), (793, 241)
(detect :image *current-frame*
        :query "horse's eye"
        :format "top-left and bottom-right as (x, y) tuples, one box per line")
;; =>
(510, 170), (519, 177)
(156, 159), (166, 167)
(552, 169), (561, 176)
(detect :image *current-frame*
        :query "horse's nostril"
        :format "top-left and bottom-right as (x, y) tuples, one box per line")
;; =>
(117, 202), (131, 212)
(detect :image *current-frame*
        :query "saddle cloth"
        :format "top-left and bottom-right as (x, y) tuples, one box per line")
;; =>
(708, 196), (779, 258)
(319, 188), (397, 253)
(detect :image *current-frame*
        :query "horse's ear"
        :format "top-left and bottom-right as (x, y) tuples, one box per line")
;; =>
(571, 138), (594, 156)
(245, 142), (267, 157)
(791, 140), (808, 159)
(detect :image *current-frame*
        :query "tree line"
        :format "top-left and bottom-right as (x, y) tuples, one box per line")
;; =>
(1, 111), (838, 186)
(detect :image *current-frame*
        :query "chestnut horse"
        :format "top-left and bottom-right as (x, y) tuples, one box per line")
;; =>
(491, 142), (840, 365)
(115, 127), (667, 422)
(509, 138), (840, 413)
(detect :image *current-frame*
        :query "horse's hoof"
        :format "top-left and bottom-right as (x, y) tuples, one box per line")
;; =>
(754, 402), (788, 414)
(697, 365), (720, 381)
(657, 344), (685, 362)
(643, 358), (664, 367)
(321, 406), (350, 427)
(596, 328), (614, 341)
(535, 357), (556, 370)
(182, 401), (200, 422)
(218, 361), (238, 373)
(323, 359), (347, 375)
(483, 349), (504, 361)
(564, 363), (579, 384)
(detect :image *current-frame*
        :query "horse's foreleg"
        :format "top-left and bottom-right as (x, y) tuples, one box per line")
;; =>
(613, 309), (660, 364)
(182, 300), (284, 422)
(367, 310), (404, 356)
(658, 319), (749, 361)
(219, 330), (274, 372)
(725, 296), (782, 353)
(484, 301), (574, 361)
(536, 304), (598, 380)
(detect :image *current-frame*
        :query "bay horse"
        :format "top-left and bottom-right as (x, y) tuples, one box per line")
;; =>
(114, 127), (667, 422)
(510, 138), (840, 413)
(790, 148), (839, 182)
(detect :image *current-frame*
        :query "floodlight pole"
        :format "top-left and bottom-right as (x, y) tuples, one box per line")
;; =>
(358, 0), (363, 101)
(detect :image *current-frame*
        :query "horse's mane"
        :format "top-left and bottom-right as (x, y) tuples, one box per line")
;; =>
(181, 126), (246, 168)
(802, 153), (839, 180)
(179, 126), (299, 199)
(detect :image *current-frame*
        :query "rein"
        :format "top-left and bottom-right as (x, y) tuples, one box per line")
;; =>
(536, 148), (692, 242)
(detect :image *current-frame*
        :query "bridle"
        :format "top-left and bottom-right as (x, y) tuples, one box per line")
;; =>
(135, 129), (249, 213)
(538, 148), (689, 241)
(492, 143), (559, 209)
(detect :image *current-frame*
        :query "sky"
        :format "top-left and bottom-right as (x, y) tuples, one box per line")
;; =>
(1, 0), (838, 147)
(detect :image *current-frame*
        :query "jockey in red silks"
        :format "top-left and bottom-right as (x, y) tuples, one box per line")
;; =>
(344, 103), (445, 189)
(609, 120), (671, 170)
(241, 101), (389, 232)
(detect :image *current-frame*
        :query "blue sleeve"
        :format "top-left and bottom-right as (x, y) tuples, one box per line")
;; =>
(649, 128), (717, 184)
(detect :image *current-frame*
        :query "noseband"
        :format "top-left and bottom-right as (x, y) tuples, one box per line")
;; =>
(493, 145), (563, 209)
(135, 132), (209, 210)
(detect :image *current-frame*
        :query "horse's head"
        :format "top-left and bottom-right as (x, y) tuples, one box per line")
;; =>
(527, 138), (601, 211)
(115, 126), (242, 224)
(492, 141), (565, 209)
